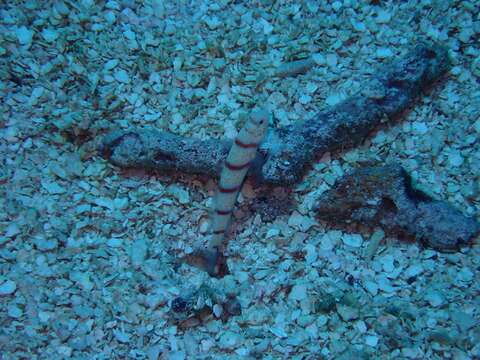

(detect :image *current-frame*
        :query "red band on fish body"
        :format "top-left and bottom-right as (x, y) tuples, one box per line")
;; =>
(235, 138), (258, 149)
(225, 160), (252, 171)
(218, 184), (241, 193)
(216, 209), (232, 215)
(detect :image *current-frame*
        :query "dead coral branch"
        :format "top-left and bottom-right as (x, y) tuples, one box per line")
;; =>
(100, 42), (450, 186)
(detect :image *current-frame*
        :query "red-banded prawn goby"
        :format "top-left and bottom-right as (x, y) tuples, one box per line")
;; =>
(208, 109), (270, 250)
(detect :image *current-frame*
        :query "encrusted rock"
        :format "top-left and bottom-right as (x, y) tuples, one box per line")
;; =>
(314, 164), (480, 252)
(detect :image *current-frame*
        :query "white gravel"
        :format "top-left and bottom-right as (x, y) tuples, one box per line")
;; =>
(0, 1), (479, 359)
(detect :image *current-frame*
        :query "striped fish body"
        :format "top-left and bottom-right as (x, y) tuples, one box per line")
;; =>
(209, 109), (269, 249)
